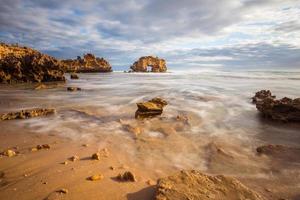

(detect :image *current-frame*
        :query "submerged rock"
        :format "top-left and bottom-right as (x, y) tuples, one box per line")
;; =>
(130, 56), (167, 72)
(155, 170), (264, 200)
(0, 108), (55, 121)
(0, 43), (65, 83)
(135, 97), (168, 119)
(116, 171), (136, 182)
(253, 90), (300, 122)
(61, 53), (112, 73)
(67, 87), (81, 91)
(70, 73), (79, 79)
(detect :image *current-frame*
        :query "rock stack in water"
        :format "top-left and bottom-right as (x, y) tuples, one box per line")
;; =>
(130, 56), (167, 72)
(61, 53), (112, 73)
(135, 97), (168, 119)
(253, 90), (300, 122)
(0, 43), (65, 83)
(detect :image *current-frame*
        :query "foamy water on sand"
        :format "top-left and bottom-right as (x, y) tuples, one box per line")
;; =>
(0, 69), (300, 179)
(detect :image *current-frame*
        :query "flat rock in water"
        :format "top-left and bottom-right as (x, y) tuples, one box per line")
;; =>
(135, 97), (167, 119)
(70, 73), (79, 79)
(155, 170), (264, 200)
(0, 108), (55, 121)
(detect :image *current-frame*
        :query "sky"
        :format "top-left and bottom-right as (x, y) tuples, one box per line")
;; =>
(0, 0), (300, 71)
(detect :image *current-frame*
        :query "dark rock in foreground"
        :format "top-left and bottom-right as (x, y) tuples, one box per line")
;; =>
(155, 170), (264, 200)
(253, 90), (300, 122)
(0, 43), (65, 83)
(130, 56), (167, 72)
(0, 108), (55, 121)
(116, 171), (136, 182)
(61, 53), (112, 73)
(135, 97), (168, 119)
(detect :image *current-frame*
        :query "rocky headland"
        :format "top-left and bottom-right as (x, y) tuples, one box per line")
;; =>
(253, 90), (300, 122)
(0, 43), (65, 83)
(61, 53), (112, 73)
(130, 56), (167, 72)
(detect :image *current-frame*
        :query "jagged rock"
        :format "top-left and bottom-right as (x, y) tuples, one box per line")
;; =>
(0, 108), (55, 121)
(0, 43), (65, 83)
(253, 90), (300, 122)
(116, 171), (136, 182)
(155, 170), (264, 200)
(61, 53), (112, 73)
(135, 97), (168, 119)
(88, 174), (104, 181)
(130, 56), (167, 72)
(70, 73), (79, 79)
(252, 90), (275, 103)
(67, 87), (81, 91)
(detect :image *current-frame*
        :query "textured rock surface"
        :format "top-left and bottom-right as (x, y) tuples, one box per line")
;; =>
(116, 171), (136, 182)
(155, 170), (264, 200)
(253, 90), (300, 122)
(0, 108), (55, 121)
(61, 53), (112, 73)
(135, 97), (168, 119)
(252, 90), (275, 103)
(130, 56), (167, 72)
(0, 43), (65, 83)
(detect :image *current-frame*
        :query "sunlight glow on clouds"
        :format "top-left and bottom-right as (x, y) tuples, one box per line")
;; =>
(0, 0), (299, 70)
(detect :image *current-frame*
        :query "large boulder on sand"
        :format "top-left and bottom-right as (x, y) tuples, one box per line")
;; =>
(253, 90), (300, 122)
(61, 53), (112, 73)
(130, 56), (167, 72)
(155, 170), (264, 200)
(0, 43), (65, 83)
(135, 97), (168, 119)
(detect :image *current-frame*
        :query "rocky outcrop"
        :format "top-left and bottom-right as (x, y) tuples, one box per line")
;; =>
(61, 53), (112, 73)
(252, 90), (275, 103)
(0, 43), (65, 83)
(253, 90), (300, 122)
(130, 56), (167, 72)
(0, 108), (55, 120)
(135, 97), (168, 119)
(155, 170), (264, 200)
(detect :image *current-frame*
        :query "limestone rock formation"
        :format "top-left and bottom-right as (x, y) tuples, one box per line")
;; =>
(0, 108), (55, 121)
(252, 90), (275, 103)
(135, 97), (168, 119)
(253, 90), (300, 122)
(61, 53), (112, 73)
(0, 43), (65, 83)
(155, 170), (264, 200)
(130, 56), (167, 72)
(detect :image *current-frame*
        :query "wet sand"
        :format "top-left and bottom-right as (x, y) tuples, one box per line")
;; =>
(1, 72), (300, 199)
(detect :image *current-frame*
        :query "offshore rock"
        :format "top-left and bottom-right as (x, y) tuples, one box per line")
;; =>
(135, 97), (168, 119)
(155, 170), (264, 200)
(61, 53), (112, 73)
(130, 56), (167, 72)
(70, 73), (79, 79)
(67, 87), (81, 92)
(0, 108), (55, 121)
(253, 90), (300, 122)
(252, 90), (275, 103)
(0, 43), (65, 83)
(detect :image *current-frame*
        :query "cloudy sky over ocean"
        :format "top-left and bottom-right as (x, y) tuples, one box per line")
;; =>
(1, 0), (300, 70)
